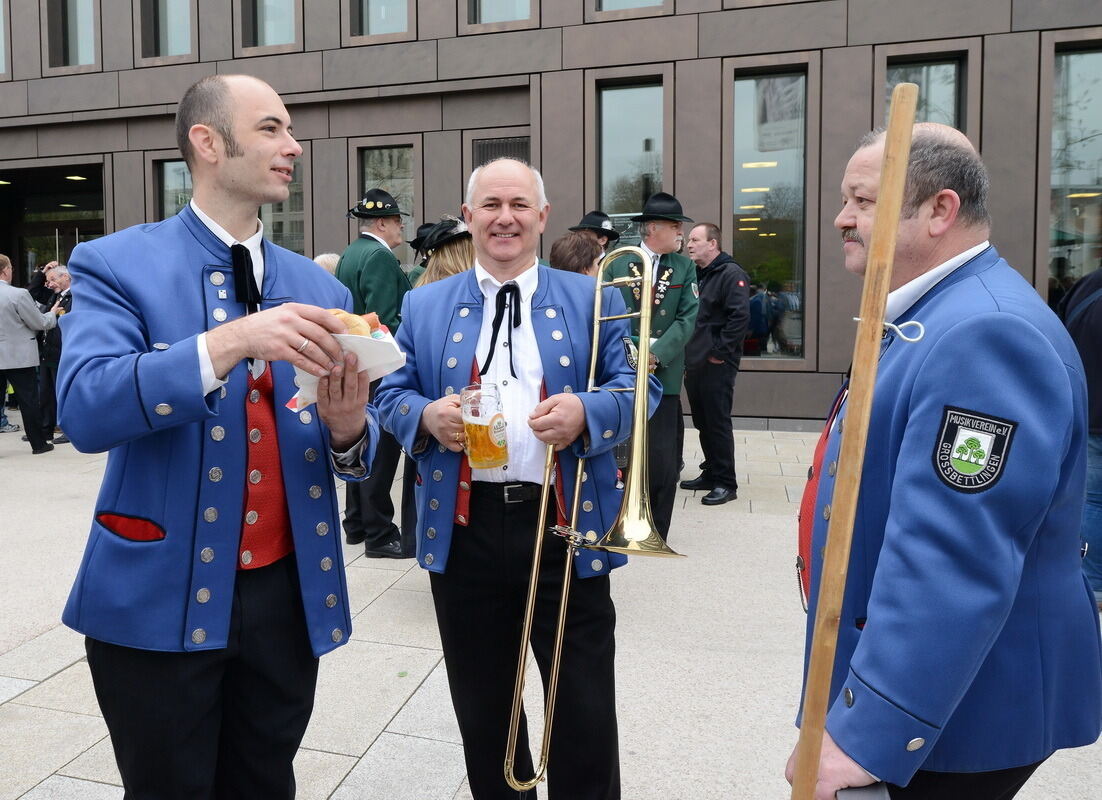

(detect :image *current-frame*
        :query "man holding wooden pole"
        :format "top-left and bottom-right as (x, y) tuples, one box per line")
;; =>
(788, 122), (1102, 799)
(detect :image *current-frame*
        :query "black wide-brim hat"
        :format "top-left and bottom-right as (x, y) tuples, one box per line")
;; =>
(630, 192), (693, 223)
(348, 187), (409, 219)
(421, 217), (471, 253)
(569, 210), (621, 242)
(407, 222), (437, 253)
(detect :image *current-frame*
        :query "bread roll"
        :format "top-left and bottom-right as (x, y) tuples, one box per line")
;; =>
(328, 308), (380, 336)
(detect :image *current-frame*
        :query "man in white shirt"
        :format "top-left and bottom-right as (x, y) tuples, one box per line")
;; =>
(377, 158), (658, 799)
(57, 74), (377, 799)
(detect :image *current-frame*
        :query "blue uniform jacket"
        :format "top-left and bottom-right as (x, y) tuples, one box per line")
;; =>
(57, 206), (378, 658)
(374, 265), (661, 577)
(802, 246), (1102, 784)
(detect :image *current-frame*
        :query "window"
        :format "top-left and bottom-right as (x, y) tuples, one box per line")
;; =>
(886, 59), (961, 127)
(261, 160), (305, 255)
(1, 1), (8, 77)
(472, 136), (530, 167)
(360, 146), (416, 264)
(598, 83), (663, 243)
(599, 0), (662, 9)
(156, 160), (193, 220)
(1048, 48), (1102, 310)
(351, 0), (407, 36)
(46, 0), (97, 69)
(240, 0), (299, 50)
(139, 0), (193, 60)
(732, 72), (807, 359)
(469, 0), (528, 24)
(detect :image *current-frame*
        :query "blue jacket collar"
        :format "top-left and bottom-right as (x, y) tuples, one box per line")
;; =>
(895, 244), (999, 323)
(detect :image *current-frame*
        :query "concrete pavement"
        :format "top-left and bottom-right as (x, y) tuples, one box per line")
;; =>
(0, 412), (1097, 798)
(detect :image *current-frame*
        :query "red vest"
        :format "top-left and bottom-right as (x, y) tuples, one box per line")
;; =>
(238, 366), (294, 569)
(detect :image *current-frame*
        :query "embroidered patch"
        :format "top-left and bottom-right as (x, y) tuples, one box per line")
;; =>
(622, 337), (639, 370)
(691, 282), (699, 299)
(932, 406), (1016, 493)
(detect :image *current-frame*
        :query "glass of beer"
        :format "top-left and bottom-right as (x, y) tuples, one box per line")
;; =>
(460, 383), (508, 469)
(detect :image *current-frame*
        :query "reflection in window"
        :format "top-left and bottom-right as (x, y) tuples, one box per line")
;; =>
(261, 160), (305, 254)
(599, 83), (662, 244)
(469, 0), (528, 25)
(157, 161), (193, 220)
(360, 146), (415, 265)
(1049, 49), (1102, 310)
(48, 0), (96, 67)
(599, 0), (662, 9)
(141, 0), (191, 58)
(244, 0), (296, 48)
(886, 60), (960, 127)
(352, 0), (406, 36)
(733, 73), (806, 359)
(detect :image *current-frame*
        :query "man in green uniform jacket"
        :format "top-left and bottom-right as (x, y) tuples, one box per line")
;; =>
(336, 188), (415, 557)
(606, 192), (698, 539)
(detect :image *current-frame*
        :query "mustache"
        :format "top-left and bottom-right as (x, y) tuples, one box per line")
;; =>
(842, 228), (863, 245)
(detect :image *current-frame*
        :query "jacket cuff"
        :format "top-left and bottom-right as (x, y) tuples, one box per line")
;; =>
(826, 668), (941, 787)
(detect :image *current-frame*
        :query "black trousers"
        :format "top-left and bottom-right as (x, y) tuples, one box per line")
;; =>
(429, 484), (620, 800)
(644, 394), (683, 538)
(0, 366), (48, 451)
(85, 556), (319, 800)
(39, 360), (59, 435)
(345, 382), (416, 553)
(887, 760), (1043, 799)
(684, 361), (738, 490)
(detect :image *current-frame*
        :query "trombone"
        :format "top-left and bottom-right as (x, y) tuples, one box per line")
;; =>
(504, 245), (685, 792)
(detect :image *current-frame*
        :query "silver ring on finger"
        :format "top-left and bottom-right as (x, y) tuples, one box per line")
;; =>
(296, 338), (310, 354)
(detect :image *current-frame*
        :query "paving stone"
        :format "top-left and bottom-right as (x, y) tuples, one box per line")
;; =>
(301, 640), (439, 757)
(346, 565), (404, 616)
(0, 626), (86, 682)
(386, 661), (462, 744)
(293, 747), (358, 800)
(13, 661), (101, 718)
(392, 566), (432, 593)
(0, 704), (107, 799)
(330, 732), (467, 800)
(351, 588), (441, 650)
(0, 675), (35, 704)
(57, 736), (121, 786)
(19, 775), (123, 799)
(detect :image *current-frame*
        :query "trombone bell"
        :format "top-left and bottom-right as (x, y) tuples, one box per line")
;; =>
(596, 515), (684, 557)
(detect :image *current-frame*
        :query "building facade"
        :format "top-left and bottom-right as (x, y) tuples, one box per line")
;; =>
(0, 0), (1099, 419)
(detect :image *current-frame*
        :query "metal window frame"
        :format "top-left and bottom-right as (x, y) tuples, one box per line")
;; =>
(722, 51), (821, 372)
(585, 0), (673, 24)
(457, 0), (538, 35)
(342, 0), (417, 46)
(40, 0), (103, 76)
(133, 0), (199, 67)
(347, 134), (424, 251)
(234, 0), (303, 57)
(1036, 26), (1102, 300)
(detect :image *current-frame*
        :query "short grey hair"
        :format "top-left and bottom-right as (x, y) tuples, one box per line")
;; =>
(858, 127), (990, 229)
(312, 253), (339, 274)
(465, 157), (548, 209)
(48, 264), (70, 277)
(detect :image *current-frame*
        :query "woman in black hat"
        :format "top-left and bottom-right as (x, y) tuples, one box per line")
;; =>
(413, 217), (474, 287)
(569, 209), (621, 253)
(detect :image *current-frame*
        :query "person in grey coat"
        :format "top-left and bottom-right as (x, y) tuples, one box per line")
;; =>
(0, 253), (61, 453)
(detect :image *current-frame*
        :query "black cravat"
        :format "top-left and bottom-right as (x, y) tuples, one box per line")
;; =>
(231, 244), (262, 314)
(480, 283), (521, 379)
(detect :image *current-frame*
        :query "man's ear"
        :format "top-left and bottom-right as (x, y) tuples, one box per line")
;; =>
(461, 204), (473, 224)
(927, 189), (961, 237)
(188, 124), (220, 166)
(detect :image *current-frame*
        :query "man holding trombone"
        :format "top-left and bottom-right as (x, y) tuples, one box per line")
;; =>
(376, 157), (659, 799)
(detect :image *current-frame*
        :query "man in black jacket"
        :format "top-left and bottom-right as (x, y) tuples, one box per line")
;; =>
(1058, 267), (1102, 610)
(39, 264), (73, 444)
(680, 223), (750, 505)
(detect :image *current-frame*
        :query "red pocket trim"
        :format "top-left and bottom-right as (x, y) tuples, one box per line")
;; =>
(96, 512), (166, 542)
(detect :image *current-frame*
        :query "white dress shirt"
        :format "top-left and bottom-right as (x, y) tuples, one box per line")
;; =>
(471, 260), (547, 484)
(884, 241), (990, 324)
(193, 200), (266, 392)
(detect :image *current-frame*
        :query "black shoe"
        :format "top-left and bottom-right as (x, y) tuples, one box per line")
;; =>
(52, 432), (70, 444)
(32, 443), (55, 455)
(345, 529), (367, 546)
(701, 486), (737, 505)
(364, 539), (410, 559)
(679, 474), (715, 491)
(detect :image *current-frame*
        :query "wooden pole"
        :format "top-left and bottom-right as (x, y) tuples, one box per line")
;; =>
(790, 82), (918, 800)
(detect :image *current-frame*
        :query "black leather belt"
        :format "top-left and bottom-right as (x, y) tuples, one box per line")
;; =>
(470, 481), (543, 504)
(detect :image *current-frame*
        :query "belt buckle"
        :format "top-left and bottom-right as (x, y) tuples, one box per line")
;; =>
(503, 484), (525, 504)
